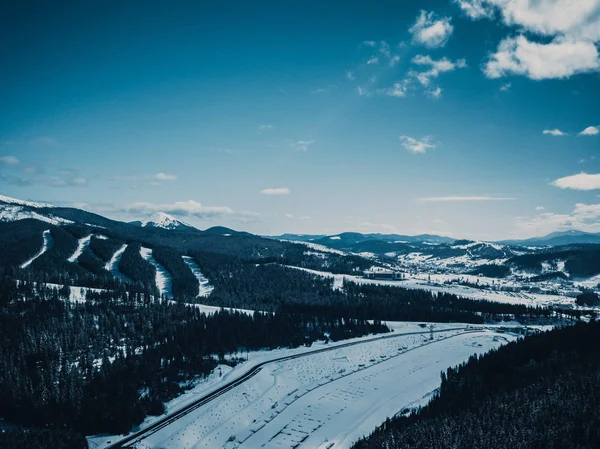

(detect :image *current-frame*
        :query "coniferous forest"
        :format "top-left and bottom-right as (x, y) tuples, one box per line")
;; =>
(353, 321), (600, 449)
(0, 276), (387, 447)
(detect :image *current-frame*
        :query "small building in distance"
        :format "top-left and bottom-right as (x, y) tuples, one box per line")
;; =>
(364, 267), (404, 280)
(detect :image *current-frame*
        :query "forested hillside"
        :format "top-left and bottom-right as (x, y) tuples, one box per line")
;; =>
(0, 276), (388, 447)
(353, 321), (600, 449)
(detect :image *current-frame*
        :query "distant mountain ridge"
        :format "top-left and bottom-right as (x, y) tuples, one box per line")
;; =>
(499, 230), (600, 247)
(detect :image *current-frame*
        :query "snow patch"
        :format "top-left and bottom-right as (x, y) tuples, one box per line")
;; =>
(0, 194), (54, 208)
(182, 256), (214, 297)
(105, 244), (131, 283)
(20, 230), (53, 269)
(140, 247), (173, 298)
(67, 235), (92, 263)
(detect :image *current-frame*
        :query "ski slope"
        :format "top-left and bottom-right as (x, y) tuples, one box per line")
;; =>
(182, 256), (214, 297)
(140, 247), (173, 298)
(103, 328), (515, 449)
(105, 244), (131, 283)
(20, 229), (53, 269)
(67, 235), (92, 263)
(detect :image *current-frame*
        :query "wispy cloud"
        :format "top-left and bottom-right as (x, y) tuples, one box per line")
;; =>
(579, 125), (599, 136)
(535, 206), (545, 211)
(122, 200), (234, 218)
(552, 172), (600, 190)
(154, 172), (177, 181)
(515, 203), (600, 235)
(260, 187), (290, 195)
(380, 81), (410, 98)
(417, 195), (516, 202)
(0, 155), (20, 166)
(425, 86), (442, 99)
(409, 10), (454, 48)
(411, 55), (467, 86)
(399, 135), (436, 154)
(500, 82), (511, 91)
(30, 136), (56, 145)
(291, 140), (315, 152)
(543, 128), (568, 136)
(258, 124), (273, 132)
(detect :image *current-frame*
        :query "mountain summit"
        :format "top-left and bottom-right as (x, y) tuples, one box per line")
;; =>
(140, 212), (195, 231)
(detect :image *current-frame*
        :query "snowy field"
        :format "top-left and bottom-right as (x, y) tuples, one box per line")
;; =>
(20, 229), (53, 269)
(140, 247), (173, 298)
(88, 325), (518, 449)
(284, 266), (575, 308)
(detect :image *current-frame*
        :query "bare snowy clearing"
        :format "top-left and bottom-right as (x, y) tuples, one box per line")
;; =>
(20, 229), (53, 269)
(91, 328), (515, 449)
(140, 247), (173, 298)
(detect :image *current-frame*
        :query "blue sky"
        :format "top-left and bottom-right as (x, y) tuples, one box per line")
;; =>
(1, 0), (599, 239)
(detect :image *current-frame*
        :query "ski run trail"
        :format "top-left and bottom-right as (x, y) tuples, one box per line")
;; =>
(20, 230), (53, 269)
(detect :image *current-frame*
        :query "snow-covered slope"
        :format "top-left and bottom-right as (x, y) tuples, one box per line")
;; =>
(20, 230), (53, 269)
(182, 256), (214, 297)
(0, 205), (73, 225)
(140, 247), (173, 298)
(141, 212), (194, 231)
(67, 235), (92, 263)
(0, 194), (54, 208)
(105, 244), (131, 283)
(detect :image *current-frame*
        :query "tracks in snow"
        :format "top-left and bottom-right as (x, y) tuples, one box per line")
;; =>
(20, 230), (53, 269)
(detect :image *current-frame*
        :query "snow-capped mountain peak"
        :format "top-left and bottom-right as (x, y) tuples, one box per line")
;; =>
(141, 212), (193, 230)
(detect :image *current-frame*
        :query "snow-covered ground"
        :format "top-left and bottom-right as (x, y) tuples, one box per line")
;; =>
(67, 234), (92, 263)
(20, 229), (53, 269)
(182, 256), (214, 297)
(284, 266), (575, 308)
(140, 247), (173, 298)
(89, 326), (515, 449)
(105, 244), (131, 283)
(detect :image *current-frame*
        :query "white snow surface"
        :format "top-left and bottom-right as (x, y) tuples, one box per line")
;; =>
(20, 230), (53, 269)
(140, 247), (173, 298)
(89, 326), (516, 449)
(182, 256), (214, 297)
(105, 244), (131, 283)
(142, 212), (191, 230)
(67, 235), (92, 263)
(0, 205), (73, 225)
(0, 194), (54, 208)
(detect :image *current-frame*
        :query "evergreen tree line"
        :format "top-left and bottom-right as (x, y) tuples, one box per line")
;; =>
(353, 321), (600, 449)
(0, 276), (388, 446)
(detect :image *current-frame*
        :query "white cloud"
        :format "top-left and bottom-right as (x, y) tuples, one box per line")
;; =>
(457, 1), (600, 80)
(515, 202), (600, 235)
(291, 140), (314, 152)
(346, 71), (355, 80)
(154, 172), (177, 181)
(389, 55), (401, 67)
(258, 124), (273, 132)
(425, 86), (443, 99)
(72, 177), (87, 185)
(535, 206), (545, 211)
(484, 36), (600, 80)
(0, 155), (20, 165)
(260, 187), (291, 195)
(543, 128), (568, 136)
(417, 195), (516, 202)
(123, 200), (235, 218)
(411, 55), (467, 86)
(362, 40), (377, 47)
(284, 213), (311, 220)
(409, 10), (454, 48)
(579, 125), (599, 135)
(552, 172), (600, 190)
(500, 82), (512, 91)
(380, 81), (410, 98)
(366, 56), (379, 65)
(454, 0), (494, 19)
(399, 135), (436, 154)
